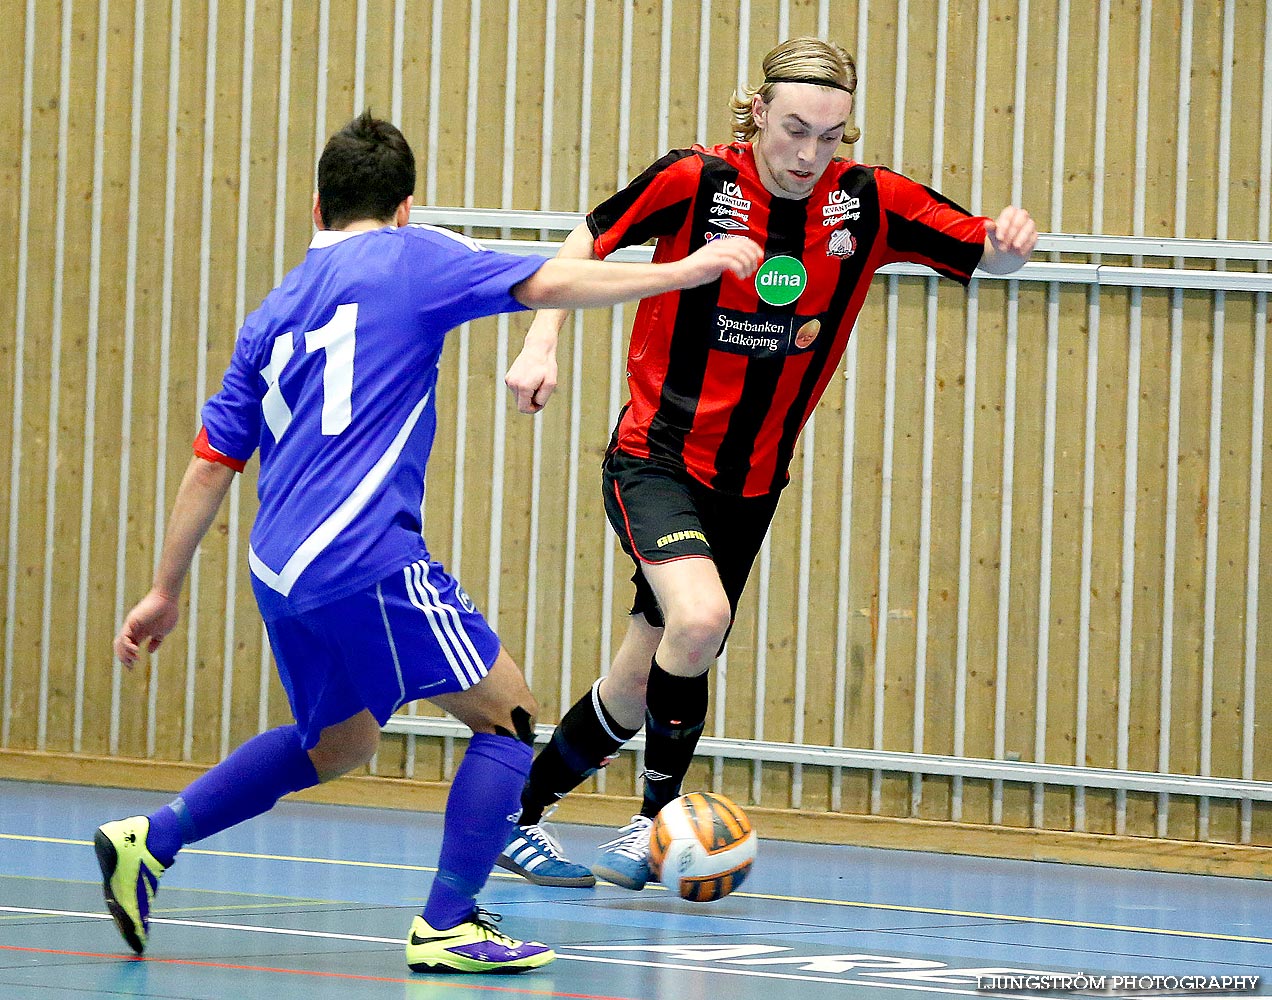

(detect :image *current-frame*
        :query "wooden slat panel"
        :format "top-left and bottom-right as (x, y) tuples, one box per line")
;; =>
(130, 0), (186, 762)
(1039, 284), (1090, 829)
(6, 0), (1269, 854)
(10, 0), (65, 753)
(1083, 286), (1131, 836)
(0, 0), (26, 744)
(1003, 282), (1049, 830)
(1126, 289), (1172, 838)
(41, 0), (104, 754)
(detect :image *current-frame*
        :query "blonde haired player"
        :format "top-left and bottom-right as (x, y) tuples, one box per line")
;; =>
(499, 37), (1036, 890)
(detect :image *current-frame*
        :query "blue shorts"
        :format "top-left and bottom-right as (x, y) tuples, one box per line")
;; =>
(264, 557), (500, 749)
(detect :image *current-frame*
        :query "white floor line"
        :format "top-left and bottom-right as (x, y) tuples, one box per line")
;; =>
(0, 905), (1026, 996)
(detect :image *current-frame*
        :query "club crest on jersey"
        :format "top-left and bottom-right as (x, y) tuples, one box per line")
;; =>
(827, 227), (856, 258)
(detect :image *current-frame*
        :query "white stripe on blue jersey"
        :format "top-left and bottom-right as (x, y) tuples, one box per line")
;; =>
(248, 388), (432, 597)
(199, 225), (546, 620)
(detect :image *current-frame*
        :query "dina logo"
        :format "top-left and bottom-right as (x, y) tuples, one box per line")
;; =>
(754, 256), (807, 306)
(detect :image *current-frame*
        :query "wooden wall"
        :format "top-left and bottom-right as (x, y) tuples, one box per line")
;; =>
(1, 0), (1268, 856)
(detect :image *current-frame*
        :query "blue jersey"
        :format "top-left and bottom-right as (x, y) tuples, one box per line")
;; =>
(199, 224), (546, 620)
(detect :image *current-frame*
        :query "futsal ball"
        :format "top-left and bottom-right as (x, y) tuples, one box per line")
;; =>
(649, 791), (757, 902)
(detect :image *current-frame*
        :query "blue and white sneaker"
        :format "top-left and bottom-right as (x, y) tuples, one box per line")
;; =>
(591, 815), (653, 890)
(497, 823), (596, 887)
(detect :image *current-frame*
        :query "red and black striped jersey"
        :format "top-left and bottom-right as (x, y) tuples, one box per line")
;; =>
(588, 141), (987, 497)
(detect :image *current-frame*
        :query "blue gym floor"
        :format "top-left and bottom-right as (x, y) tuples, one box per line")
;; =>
(0, 778), (1267, 999)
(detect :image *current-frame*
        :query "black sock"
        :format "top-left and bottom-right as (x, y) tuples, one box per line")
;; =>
(519, 680), (638, 825)
(640, 657), (709, 818)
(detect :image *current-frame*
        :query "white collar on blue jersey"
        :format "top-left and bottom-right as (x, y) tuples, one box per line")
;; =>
(309, 226), (394, 249)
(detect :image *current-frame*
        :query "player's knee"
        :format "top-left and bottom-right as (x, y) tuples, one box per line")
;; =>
(665, 599), (731, 661)
(494, 704), (538, 747)
(604, 668), (649, 708)
(309, 714), (381, 781)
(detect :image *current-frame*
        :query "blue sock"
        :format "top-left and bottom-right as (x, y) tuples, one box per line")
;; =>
(145, 725), (319, 866)
(423, 732), (533, 930)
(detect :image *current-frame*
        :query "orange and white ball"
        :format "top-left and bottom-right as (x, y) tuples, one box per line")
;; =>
(649, 791), (757, 902)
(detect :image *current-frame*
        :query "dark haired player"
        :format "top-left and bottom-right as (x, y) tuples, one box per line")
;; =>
(95, 111), (762, 974)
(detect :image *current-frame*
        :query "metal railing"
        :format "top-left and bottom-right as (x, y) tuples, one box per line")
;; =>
(395, 206), (1272, 818)
(410, 207), (1272, 292)
(382, 715), (1272, 802)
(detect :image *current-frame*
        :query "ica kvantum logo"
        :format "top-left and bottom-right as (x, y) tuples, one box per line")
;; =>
(754, 255), (807, 307)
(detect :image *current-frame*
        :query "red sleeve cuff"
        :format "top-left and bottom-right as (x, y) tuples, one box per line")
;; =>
(193, 426), (246, 472)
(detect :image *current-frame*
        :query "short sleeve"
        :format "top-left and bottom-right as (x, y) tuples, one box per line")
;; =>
(587, 149), (701, 258)
(405, 226), (547, 325)
(199, 312), (267, 465)
(877, 167), (988, 285)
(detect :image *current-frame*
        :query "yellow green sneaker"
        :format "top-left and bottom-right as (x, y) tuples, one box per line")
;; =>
(93, 816), (166, 954)
(405, 909), (555, 974)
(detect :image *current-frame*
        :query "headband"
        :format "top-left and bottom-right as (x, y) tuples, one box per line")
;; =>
(763, 76), (853, 93)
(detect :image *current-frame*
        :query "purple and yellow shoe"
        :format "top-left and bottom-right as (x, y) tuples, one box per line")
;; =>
(405, 909), (555, 974)
(93, 816), (166, 954)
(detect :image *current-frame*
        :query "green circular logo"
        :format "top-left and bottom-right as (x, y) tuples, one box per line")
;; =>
(754, 255), (808, 307)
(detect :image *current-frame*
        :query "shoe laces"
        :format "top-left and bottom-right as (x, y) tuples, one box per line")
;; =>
(470, 907), (517, 946)
(600, 815), (653, 861)
(522, 822), (569, 861)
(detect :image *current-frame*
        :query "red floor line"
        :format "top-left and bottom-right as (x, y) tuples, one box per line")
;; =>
(0, 944), (635, 1000)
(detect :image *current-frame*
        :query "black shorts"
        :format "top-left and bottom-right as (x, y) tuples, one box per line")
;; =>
(602, 448), (781, 629)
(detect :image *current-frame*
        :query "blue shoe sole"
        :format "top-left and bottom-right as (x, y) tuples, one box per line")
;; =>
(590, 862), (648, 891)
(494, 853), (597, 888)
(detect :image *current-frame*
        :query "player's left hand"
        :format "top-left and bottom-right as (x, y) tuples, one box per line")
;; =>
(679, 237), (765, 286)
(984, 206), (1038, 260)
(114, 589), (180, 667)
(506, 341), (559, 414)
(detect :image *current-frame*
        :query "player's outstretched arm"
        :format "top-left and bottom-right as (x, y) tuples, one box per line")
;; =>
(114, 455), (237, 667)
(507, 228), (763, 413)
(978, 205), (1038, 274)
(506, 223), (597, 414)
(512, 237), (763, 311)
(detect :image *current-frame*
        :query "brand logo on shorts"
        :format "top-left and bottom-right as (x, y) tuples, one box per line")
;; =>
(754, 256), (807, 306)
(656, 529), (708, 548)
